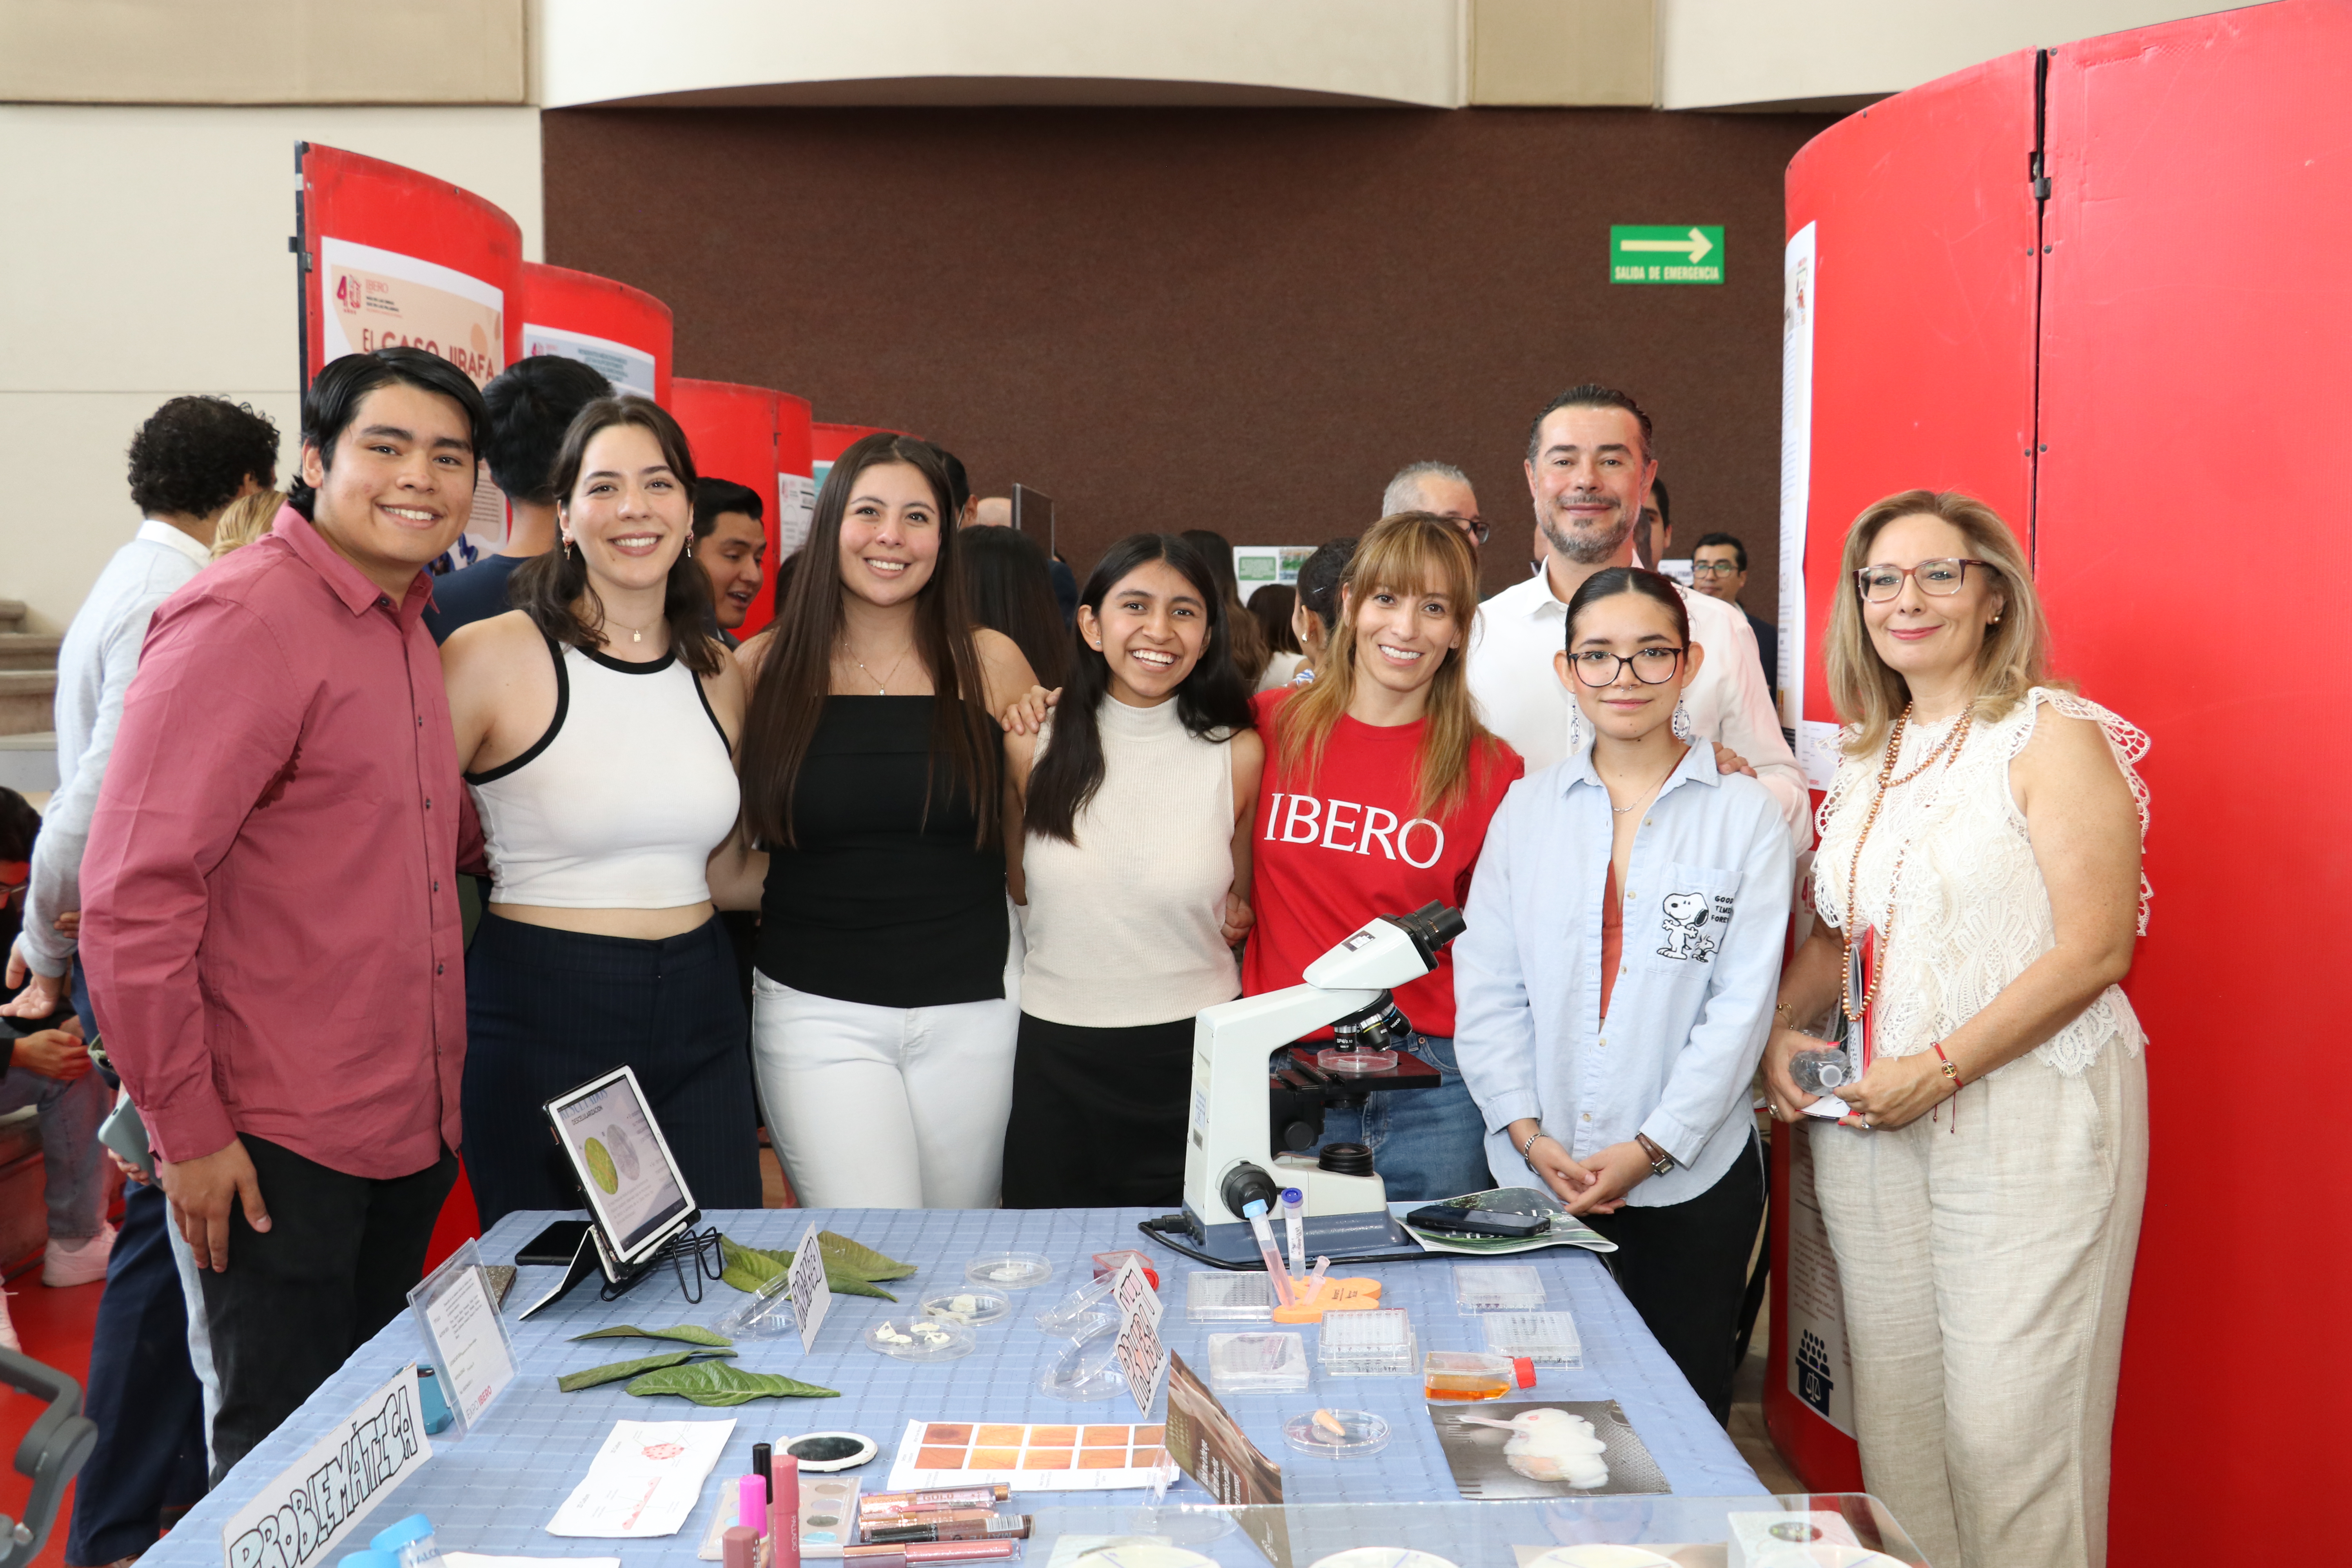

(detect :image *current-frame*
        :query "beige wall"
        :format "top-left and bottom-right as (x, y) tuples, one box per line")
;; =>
(0, 105), (541, 632)
(1656, 0), (2258, 108)
(0, 0), (525, 104)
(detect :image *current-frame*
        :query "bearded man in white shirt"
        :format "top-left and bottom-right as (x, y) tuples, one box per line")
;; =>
(1465, 384), (1810, 844)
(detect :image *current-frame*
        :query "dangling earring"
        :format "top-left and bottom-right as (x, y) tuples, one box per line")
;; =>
(563, 534), (574, 562)
(1672, 699), (1695, 742)
(1566, 707), (1588, 754)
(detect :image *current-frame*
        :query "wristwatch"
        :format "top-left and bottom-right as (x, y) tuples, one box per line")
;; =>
(1633, 1132), (1676, 1177)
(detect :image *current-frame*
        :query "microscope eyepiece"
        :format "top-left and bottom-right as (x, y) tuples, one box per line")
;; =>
(1390, 901), (1467, 964)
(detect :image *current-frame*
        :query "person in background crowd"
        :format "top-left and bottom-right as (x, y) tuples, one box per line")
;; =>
(1763, 491), (2149, 1568)
(1466, 385), (1809, 843)
(1691, 531), (1779, 701)
(972, 495), (1012, 528)
(693, 477), (769, 645)
(1636, 475), (1671, 570)
(967, 488), (1078, 624)
(930, 443), (973, 526)
(1287, 536), (1357, 686)
(443, 397), (762, 1230)
(1383, 460), (1488, 548)
(962, 523), (1070, 691)
(1456, 568), (1790, 1423)
(1246, 513), (1523, 1200)
(81, 348), (486, 1481)
(422, 355), (611, 644)
(209, 486), (290, 561)
(1002, 534), (1259, 1207)
(1181, 528), (1271, 688)
(738, 435), (1038, 1209)
(1249, 583), (1306, 690)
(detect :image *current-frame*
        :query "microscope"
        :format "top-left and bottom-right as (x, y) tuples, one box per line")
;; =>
(1146, 902), (1466, 1268)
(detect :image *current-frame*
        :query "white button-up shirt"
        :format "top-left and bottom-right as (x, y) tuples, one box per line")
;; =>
(1454, 738), (1794, 1206)
(22, 519), (211, 978)
(1466, 566), (1811, 846)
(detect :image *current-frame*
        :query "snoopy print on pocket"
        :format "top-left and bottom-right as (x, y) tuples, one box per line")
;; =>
(1651, 864), (1737, 965)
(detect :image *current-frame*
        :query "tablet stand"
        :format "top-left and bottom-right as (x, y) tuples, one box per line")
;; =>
(517, 1223), (725, 1320)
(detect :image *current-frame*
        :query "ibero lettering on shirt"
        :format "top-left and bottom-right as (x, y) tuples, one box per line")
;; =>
(1263, 791), (1446, 869)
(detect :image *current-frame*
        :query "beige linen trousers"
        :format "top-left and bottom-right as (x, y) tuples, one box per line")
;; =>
(1809, 1044), (2148, 1568)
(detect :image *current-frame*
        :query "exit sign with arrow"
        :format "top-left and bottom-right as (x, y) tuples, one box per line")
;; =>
(1610, 225), (1725, 285)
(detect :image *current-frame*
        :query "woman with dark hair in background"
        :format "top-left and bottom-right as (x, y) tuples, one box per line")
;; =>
(1181, 528), (1272, 686)
(1000, 534), (1261, 1208)
(961, 523), (1069, 691)
(443, 396), (763, 1228)
(1288, 536), (1357, 685)
(1249, 583), (1305, 691)
(737, 434), (1039, 1209)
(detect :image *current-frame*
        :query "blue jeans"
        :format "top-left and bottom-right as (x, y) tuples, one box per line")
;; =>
(1312, 1033), (1497, 1203)
(0, 1056), (107, 1241)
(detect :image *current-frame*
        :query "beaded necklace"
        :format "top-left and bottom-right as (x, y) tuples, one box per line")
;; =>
(1840, 700), (1978, 1026)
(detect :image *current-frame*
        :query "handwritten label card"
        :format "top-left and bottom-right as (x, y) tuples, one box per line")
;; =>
(786, 1221), (831, 1354)
(221, 1366), (431, 1568)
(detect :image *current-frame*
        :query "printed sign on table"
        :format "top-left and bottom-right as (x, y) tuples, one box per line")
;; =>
(221, 1366), (431, 1568)
(405, 1238), (515, 1439)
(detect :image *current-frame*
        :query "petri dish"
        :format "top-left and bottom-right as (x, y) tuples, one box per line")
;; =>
(1525, 1550), (1677, 1568)
(713, 1270), (800, 1340)
(1314, 1048), (1398, 1074)
(966, 1251), (1056, 1289)
(779, 1431), (877, 1472)
(1308, 1552), (1461, 1568)
(1205, 1331), (1308, 1394)
(1078, 1549), (1220, 1568)
(1035, 1274), (1120, 1336)
(1038, 1318), (1125, 1401)
(1279, 1408), (1391, 1457)
(919, 1287), (1012, 1326)
(864, 1316), (975, 1361)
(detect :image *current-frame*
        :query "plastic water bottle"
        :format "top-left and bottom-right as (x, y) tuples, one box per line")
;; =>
(1791, 1048), (1854, 1096)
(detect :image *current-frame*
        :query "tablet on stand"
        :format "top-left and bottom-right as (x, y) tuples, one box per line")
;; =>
(519, 1065), (706, 1320)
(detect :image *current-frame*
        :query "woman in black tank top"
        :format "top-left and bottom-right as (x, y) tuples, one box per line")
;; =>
(735, 435), (1038, 1209)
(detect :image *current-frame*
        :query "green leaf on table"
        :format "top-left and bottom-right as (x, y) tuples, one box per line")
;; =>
(557, 1347), (737, 1392)
(717, 1232), (913, 1301)
(570, 1323), (734, 1348)
(625, 1360), (840, 1405)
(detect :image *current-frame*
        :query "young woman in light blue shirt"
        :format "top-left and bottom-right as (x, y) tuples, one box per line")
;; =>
(1454, 567), (1792, 1420)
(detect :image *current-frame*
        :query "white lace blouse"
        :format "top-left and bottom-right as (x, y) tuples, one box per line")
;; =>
(1812, 686), (2151, 1077)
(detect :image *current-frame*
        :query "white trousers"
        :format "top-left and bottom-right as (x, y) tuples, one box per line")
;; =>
(1809, 1044), (2147, 1568)
(750, 916), (1022, 1210)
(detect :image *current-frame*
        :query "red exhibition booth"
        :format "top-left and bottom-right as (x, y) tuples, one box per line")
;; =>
(518, 260), (674, 406)
(669, 378), (782, 637)
(1764, 3), (2350, 1560)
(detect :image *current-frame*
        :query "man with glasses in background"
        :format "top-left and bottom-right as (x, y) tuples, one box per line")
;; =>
(1690, 531), (1779, 704)
(1466, 384), (1809, 842)
(1381, 461), (1487, 548)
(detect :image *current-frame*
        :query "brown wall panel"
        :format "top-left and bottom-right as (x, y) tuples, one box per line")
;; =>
(544, 104), (1831, 615)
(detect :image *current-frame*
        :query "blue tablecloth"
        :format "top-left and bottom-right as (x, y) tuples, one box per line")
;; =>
(136, 1207), (1761, 1566)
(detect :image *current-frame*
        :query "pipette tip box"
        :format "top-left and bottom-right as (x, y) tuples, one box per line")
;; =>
(1318, 1308), (1417, 1376)
(1453, 1262), (1547, 1313)
(1187, 1270), (1276, 1322)
(1479, 1309), (1583, 1368)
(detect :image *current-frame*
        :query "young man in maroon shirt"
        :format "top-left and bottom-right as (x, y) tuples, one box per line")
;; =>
(81, 347), (488, 1480)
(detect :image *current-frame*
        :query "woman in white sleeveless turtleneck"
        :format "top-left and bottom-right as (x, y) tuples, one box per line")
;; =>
(998, 533), (1261, 1209)
(441, 397), (763, 1230)
(1762, 491), (2150, 1568)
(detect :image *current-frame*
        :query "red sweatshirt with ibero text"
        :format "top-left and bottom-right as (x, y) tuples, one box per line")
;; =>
(1242, 688), (1524, 1038)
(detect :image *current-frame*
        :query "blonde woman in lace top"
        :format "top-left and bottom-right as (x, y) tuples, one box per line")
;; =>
(1761, 491), (2149, 1568)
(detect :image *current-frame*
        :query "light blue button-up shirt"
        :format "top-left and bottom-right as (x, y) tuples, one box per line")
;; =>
(1454, 736), (1793, 1207)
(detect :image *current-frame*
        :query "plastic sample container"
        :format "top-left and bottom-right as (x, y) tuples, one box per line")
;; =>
(1186, 1270), (1276, 1322)
(1453, 1263), (1547, 1313)
(1318, 1308), (1417, 1377)
(1206, 1332), (1310, 1394)
(864, 1317), (975, 1362)
(965, 1252), (1054, 1289)
(1481, 1309), (1584, 1368)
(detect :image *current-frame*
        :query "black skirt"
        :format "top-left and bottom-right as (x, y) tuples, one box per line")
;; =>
(1001, 1012), (1195, 1209)
(461, 913), (762, 1229)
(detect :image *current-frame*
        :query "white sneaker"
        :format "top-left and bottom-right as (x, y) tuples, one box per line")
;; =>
(43, 1224), (115, 1287)
(0, 1286), (18, 1353)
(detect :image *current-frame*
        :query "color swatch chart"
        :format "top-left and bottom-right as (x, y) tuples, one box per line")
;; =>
(885, 1420), (1169, 1491)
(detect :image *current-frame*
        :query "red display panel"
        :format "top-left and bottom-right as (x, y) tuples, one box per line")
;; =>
(776, 390), (817, 574)
(671, 379), (781, 636)
(813, 420), (891, 464)
(519, 261), (674, 406)
(2038, 6), (2352, 1557)
(1771, 52), (2041, 1493)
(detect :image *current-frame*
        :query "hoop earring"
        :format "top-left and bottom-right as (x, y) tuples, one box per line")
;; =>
(1672, 699), (1695, 742)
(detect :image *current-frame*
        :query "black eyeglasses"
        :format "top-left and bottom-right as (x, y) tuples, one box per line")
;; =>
(1567, 646), (1686, 686)
(1448, 515), (1490, 546)
(1854, 558), (1993, 602)
(1691, 559), (1742, 577)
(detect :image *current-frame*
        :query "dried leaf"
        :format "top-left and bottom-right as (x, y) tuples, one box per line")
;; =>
(624, 1360), (840, 1405)
(557, 1347), (736, 1392)
(570, 1324), (733, 1348)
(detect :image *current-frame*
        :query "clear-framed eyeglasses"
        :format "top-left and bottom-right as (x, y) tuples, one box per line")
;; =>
(1567, 646), (1686, 687)
(1853, 557), (1993, 603)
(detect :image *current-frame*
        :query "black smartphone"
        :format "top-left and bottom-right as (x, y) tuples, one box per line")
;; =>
(1404, 1203), (1546, 1238)
(517, 1219), (592, 1265)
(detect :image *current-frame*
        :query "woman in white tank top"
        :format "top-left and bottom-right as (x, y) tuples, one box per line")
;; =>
(441, 397), (764, 1229)
(999, 533), (1262, 1208)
